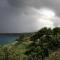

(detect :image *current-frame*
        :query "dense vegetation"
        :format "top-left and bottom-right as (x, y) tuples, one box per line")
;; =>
(0, 27), (60, 60)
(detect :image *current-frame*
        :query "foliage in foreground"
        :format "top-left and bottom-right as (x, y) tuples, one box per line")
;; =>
(0, 27), (60, 60)
(25, 27), (60, 60)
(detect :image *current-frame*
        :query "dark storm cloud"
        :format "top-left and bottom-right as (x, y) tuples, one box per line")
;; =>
(0, 0), (60, 33)
(7, 0), (26, 8)
(7, 0), (60, 16)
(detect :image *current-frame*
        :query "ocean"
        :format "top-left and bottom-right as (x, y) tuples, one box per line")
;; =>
(0, 34), (19, 44)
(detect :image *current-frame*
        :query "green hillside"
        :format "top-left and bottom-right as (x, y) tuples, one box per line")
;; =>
(0, 27), (60, 60)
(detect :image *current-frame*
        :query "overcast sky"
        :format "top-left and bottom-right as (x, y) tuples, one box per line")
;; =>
(0, 0), (60, 33)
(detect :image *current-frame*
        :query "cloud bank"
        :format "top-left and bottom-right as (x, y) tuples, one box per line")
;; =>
(0, 0), (60, 33)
